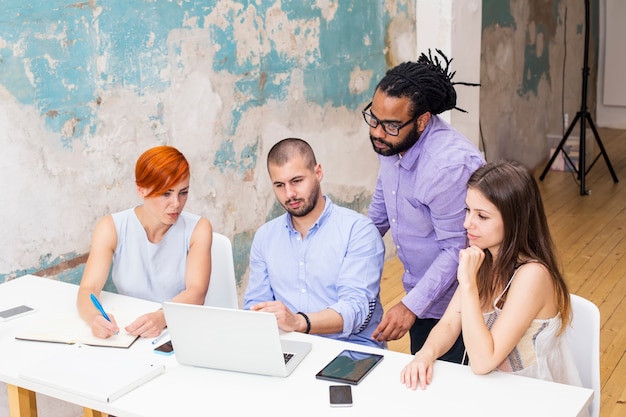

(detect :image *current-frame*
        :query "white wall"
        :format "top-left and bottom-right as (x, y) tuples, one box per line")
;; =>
(596, 0), (626, 128)
(415, 0), (482, 149)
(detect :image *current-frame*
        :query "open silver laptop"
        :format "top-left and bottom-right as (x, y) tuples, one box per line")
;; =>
(162, 302), (312, 377)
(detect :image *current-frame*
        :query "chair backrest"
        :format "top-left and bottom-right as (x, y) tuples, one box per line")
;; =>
(566, 294), (601, 417)
(203, 232), (239, 309)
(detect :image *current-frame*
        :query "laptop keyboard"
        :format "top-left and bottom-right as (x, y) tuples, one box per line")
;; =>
(283, 353), (294, 364)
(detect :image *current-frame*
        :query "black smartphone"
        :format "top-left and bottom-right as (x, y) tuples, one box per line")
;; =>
(0, 305), (35, 322)
(153, 340), (174, 356)
(329, 385), (352, 407)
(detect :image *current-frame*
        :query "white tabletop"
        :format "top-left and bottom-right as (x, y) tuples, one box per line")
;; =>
(0, 275), (593, 417)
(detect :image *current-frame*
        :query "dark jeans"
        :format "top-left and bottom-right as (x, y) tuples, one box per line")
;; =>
(409, 317), (467, 365)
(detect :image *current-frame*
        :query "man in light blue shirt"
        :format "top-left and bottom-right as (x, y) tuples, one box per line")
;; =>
(244, 138), (385, 348)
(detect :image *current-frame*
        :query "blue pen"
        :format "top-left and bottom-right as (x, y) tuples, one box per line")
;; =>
(90, 293), (111, 322)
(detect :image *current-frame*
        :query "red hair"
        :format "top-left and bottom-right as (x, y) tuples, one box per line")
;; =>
(135, 146), (189, 198)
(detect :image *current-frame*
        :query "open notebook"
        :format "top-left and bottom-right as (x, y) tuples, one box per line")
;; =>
(15, 310), (139, 348)
(20, 344), (164, 402)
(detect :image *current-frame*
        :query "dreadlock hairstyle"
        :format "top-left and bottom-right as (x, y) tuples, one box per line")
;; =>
(375, 49), (480, 117)
(467, 161), (571, 334)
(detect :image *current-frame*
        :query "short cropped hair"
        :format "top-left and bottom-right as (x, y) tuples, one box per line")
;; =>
(135, 146), (190, 198)
(267, 138), (317, 171)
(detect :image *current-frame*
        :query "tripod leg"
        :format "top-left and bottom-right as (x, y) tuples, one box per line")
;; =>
(579, 111), (588, 194)
(539, 112), (581, 180)
(585, 114), (619, 183)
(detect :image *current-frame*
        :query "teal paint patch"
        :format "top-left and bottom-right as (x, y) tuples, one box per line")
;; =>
(0, 251), (116, 292)
(240, 141), (258, 172)
(1, 0), (394, 170)
(54, 265), (84, 286)
(213, 137), (258, 176)
(482, 0), (515, 30)
(214, 140), (237, 172)
(0, 251), (71, 280)
(517, 30), (551, 96)
(0, 1), (99, 143)
(304, 1), (387, 108)
(266, 200), (287, 223)
(54, 265), (117, 292)
(232, 230), (255, 289)
(0, 1), (194, 143)
(327, 192), (372, 215)
(96, 2), (186, 91)
(0, 270), (37, 284)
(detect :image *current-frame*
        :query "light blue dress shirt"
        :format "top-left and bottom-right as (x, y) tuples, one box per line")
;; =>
(368, 114), (485, 319)
(244, 197), (385, 348)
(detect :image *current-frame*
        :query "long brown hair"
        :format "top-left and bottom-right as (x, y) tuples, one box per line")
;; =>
(467, 161), (571, 332)
(135, 146), (190, 198)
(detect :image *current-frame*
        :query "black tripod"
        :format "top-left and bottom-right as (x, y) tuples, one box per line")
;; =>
(539, 0), (618, 195)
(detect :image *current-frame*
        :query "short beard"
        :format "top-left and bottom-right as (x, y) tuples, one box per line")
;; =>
(370, 125), (421, 156)
(283, 180), (321, 218)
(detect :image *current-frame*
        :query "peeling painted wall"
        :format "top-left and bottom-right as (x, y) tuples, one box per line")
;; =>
(480, 0), (597, 168)
(0, 1), (416, 296)
(1, 0), (595, 298)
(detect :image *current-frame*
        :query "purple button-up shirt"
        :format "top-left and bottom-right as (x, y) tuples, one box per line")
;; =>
(368, 115), (485, 319)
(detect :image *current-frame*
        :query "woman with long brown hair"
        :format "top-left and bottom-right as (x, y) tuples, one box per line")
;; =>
(401, 161), (582, 389)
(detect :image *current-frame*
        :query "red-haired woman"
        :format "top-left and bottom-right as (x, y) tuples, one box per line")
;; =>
(77, 146), (213, 339)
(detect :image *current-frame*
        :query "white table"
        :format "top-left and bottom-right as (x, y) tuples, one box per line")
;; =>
(0, 275), (593, 417)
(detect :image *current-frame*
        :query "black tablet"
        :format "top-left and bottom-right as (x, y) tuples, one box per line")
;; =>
(315, 349), (384, 385)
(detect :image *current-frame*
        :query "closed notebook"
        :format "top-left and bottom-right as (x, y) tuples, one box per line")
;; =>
(15, 311), (139, 348)
(19, 344), (164, 403)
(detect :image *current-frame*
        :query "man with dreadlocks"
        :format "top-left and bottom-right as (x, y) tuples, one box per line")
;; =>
(365, 50), (485, 363)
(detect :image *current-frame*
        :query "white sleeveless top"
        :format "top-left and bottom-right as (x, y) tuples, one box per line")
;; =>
(481, 265), (583, 387)
(111, 207), (200, 303)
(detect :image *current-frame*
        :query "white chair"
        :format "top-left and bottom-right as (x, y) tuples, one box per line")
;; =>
(203, 232), (239, 309)
(566, 294), (601, 417)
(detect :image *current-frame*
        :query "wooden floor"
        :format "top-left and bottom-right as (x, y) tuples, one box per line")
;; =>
(380, 127), (626, 417)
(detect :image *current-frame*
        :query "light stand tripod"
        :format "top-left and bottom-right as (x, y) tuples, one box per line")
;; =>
(539, 0), (618, 195)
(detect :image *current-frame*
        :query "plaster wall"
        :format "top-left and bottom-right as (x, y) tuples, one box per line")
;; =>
(480, 0), (596, 169)
(416, 0), (482, 150)
(0, 1), (416, 293)
(1, 0), (597, 287)
(597, 0), (626, 128)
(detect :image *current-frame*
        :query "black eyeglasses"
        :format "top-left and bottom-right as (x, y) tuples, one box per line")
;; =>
(361, 102), (419, 136)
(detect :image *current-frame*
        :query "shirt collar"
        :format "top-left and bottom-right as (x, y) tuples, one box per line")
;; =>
(394, 114), (436, 169)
